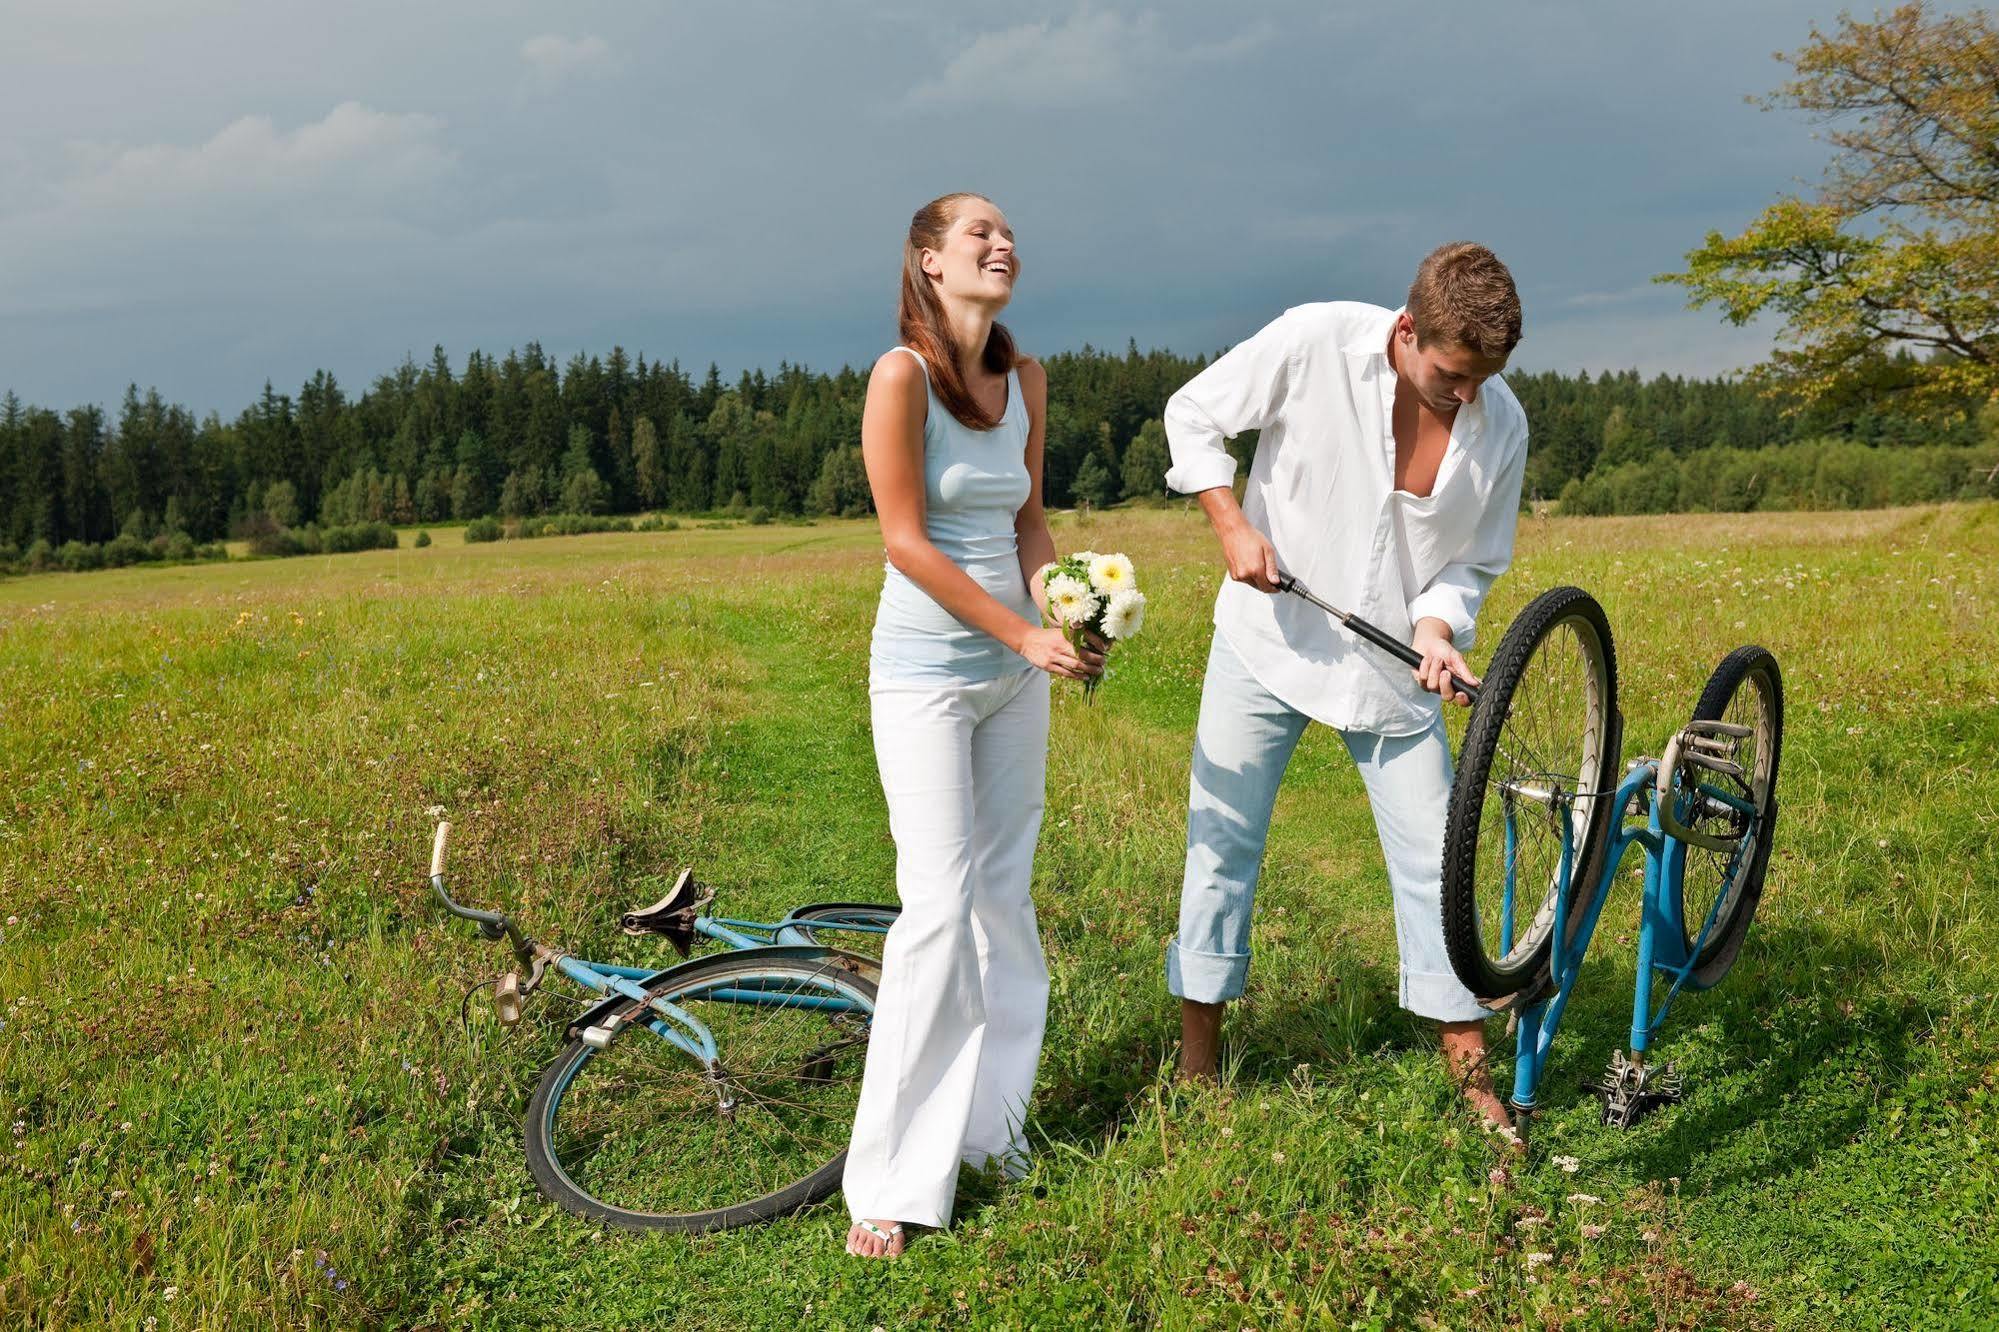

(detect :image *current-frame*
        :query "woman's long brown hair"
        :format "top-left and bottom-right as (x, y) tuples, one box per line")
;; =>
(899, 193), (1018, 431)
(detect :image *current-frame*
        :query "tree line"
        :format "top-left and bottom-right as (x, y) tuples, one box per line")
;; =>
(15, 334), (1963, 557)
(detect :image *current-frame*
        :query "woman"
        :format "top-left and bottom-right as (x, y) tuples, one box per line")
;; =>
(843, 193), (1102, 1259)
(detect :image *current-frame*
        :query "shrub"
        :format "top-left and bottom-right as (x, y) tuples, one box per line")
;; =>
(464, 517), (503, 543)
(414, 530), (431, 548)
(58, 540), (104, 572)
(103, 533), (156, 567)
(747, 506), (773, 526)
(163, 532), (197, 561)
(25, 539), (54, 572)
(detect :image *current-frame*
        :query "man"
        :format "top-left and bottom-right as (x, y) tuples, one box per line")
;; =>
(1162, 242), (1527, 1140)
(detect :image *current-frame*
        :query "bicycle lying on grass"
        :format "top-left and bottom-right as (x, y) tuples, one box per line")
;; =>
(425, 827), (896, 1231)
(1283, 577), (1785, 1130)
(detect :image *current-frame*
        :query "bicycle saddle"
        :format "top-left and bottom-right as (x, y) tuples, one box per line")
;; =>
(620, 868), (708, 956)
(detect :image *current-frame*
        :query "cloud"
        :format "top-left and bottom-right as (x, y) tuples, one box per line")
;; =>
(46, 101), (453, 213)
(908, 10), (1270, 108)
(520, 33), (613, 83)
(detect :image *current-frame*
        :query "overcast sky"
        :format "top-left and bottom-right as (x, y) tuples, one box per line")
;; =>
(1, 1), (1864, 415)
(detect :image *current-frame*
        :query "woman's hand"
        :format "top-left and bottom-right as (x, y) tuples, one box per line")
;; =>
(1412, 617), (1478, 707)
(1019, 626), (1107, 680)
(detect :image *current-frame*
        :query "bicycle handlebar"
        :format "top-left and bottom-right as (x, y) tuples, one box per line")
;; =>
(426, 820), (512, 942)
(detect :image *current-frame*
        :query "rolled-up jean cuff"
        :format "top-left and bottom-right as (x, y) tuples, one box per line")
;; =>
(1166, 940), (1250, 1003)
(1400, 968), (1492, 1024)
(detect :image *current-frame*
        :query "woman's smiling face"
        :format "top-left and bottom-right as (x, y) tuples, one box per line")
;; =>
(921, 198), (1017, 309)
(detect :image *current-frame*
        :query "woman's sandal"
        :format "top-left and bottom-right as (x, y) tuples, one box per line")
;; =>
(848, 1219), (906, 1259)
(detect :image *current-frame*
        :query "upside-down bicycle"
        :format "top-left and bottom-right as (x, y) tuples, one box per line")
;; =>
(1284, 577), (1784, 1128)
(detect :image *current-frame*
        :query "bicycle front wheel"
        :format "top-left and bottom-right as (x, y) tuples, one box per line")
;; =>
(1442, 586), (1621, 1002)
(524, 949), (876, 1231)
(782, 902), (899, 960)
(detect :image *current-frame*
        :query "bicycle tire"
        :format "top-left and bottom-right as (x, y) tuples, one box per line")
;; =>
(524, 948), (876, 1232)
(1680, 645), (1783, 987)
(783, 902), (900, 957)
(1442, 586), (1621, 1001)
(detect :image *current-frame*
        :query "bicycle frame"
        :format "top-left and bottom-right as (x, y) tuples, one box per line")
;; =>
(425, 823), (873, 1069)
(1504, 761), (1763, 1112)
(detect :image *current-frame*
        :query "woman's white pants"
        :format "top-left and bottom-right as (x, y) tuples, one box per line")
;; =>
(843, 666), (1051, 1228)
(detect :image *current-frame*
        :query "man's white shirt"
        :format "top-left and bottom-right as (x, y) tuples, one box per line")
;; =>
(1163, 301), (1528, 736)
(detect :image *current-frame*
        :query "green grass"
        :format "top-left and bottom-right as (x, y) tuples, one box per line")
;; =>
(3, 505), (1995, 1330)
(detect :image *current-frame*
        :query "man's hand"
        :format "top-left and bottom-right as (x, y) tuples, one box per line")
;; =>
(1198, 488), (1280, 592)
(1412, 617), (1478, 707)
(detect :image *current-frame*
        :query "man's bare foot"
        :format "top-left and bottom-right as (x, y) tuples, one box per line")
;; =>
(845, 1218), (907, 1259)
(1179, 999), (1223, 1084)
(1441, 1019), (1526, 1155)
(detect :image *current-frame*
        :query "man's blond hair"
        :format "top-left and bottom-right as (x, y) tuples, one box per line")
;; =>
(1405, 243), (1522, 358)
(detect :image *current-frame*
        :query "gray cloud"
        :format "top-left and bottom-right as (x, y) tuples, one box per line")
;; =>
(908, 10), (1271, 108)
(519, 33), (614, 85)
(0, 0), (1921, 415)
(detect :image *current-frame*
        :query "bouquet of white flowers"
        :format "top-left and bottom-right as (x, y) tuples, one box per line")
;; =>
(1039, 550), (1146, 700)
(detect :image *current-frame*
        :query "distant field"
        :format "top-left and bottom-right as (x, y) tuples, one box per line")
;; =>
(2, 504), (1994, 1330)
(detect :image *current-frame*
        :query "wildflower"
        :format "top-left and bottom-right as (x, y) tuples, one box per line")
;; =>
(1524, 1252), (1553, 1267)
(1565, 1192), (1600, 1205)
(1045, 575), (1098, 626)
(1581, 1223), (1605, 1239)
(1087, 553), (1135, 595)
(1271, 1151), (1286, 1164)
(1101, 589), (1146, 640)
(1641, 1229), (1660, 1244)
(1552, 1154), (1581, 1173)
(162, 1286), (179, 1302)
(1218, 1125), (1233, 1138)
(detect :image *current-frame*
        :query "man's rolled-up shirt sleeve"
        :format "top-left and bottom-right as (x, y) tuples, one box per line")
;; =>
(1163, 309), (1300, 496)
(1406, 432), (1528, 652)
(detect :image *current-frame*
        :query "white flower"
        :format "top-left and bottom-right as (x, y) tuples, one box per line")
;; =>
(1100, 589), (1146, 640)
(1087, 552), (1135, 595)
(1566, 1192), (1600, 1206)
(1524, 1252), (1553, 1268)
(1552, 1154), (1581, 1173)
(1045, 575), (1099, 627)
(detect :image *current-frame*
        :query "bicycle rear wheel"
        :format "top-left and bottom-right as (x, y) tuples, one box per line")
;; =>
(524, 949), (875, 1231)
(1678, 645), (1783, 988)
(1442, 586), (1621, 1002)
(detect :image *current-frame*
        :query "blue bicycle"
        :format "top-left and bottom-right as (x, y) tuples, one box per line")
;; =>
(1432, 587), (1784, 1127)
(426, 826), (898, 1230)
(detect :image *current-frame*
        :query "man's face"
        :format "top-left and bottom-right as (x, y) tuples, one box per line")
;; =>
(1392, 313), (1509, 413)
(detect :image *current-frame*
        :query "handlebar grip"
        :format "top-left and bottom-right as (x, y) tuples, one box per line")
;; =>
(431, 821), (452, 878)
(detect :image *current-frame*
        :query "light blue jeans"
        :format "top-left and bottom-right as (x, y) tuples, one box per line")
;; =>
(1167, 632), (1489, 1024)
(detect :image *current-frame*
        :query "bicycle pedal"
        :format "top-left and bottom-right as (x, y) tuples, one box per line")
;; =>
(494, 971), (524, 1027)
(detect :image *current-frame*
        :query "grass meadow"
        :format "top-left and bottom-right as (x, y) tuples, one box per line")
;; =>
(2, 503), (1995, 1330)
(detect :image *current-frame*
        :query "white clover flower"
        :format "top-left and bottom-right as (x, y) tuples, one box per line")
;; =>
(1087, 552), (1135, 595)
(1100, 589), (1145, 640)
(1552, 1154), (1581, 1173)
(1524, 1252), (1553, 1268)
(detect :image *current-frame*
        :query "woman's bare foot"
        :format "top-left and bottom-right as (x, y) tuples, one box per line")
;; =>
(1441, 1019), (1527, 1156)
(845, 1218), (907, 1259)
